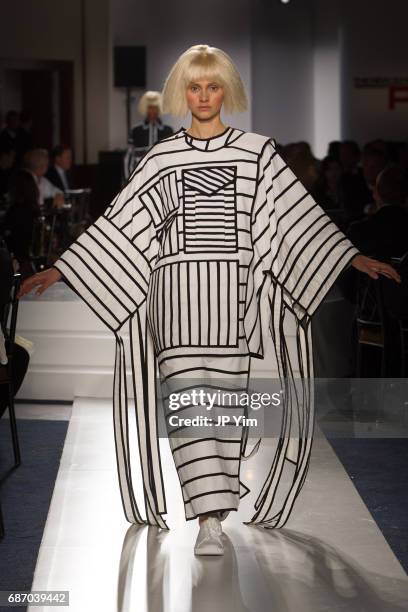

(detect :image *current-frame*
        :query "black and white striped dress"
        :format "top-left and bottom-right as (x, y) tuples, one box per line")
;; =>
(53, 126), (360, 529)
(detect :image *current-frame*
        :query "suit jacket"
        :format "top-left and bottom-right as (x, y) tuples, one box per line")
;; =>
(347, 204), (408, 259)
(46, 166), (72, 192)
(129, 119), (173, 150)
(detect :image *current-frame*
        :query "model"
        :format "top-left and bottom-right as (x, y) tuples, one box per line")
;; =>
(18, 44), (400, 556)
(123, 90), (174, 179)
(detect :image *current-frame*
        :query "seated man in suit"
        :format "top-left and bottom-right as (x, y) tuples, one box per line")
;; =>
(46, 145), (73, 192)
(3, 149), (64, 276)
(347, 164), (408, 259)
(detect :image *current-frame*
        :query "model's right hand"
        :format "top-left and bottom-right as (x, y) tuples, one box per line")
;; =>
(17, 267), (62, 299)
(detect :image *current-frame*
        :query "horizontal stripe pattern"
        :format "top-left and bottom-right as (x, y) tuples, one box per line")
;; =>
(161, 350), (251, 520)
(182, 165), (238, 253)
(53, 215), (156, 332)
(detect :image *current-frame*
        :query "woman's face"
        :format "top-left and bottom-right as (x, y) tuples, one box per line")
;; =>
(185, 79), (224, 120)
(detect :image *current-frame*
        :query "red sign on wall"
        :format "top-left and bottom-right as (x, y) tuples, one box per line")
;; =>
(389, 86), (408, 110)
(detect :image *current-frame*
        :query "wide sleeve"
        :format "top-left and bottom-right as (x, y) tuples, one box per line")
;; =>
(52, 154), (163, 333)
(243, 140), (362, 528)
(250, 139), (361, 323)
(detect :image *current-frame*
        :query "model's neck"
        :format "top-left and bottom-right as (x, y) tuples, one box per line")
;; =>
(186, 115), (227, 139)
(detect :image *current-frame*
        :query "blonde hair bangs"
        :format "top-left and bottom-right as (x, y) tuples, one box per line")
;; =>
(137, 91), (163, 116)
(161, 44), (248, 117)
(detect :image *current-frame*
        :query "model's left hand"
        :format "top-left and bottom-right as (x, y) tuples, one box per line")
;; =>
(351, 254), (401, 283)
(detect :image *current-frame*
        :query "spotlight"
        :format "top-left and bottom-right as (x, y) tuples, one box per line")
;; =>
(280, 0), (290, 4)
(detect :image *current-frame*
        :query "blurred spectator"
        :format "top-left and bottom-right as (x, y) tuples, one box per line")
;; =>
(297, 141), (321, 168)
(361, 145), (389, 215)
(0, 111), (19, 157)
(395, 141), (408, 178)
(347, 164), (408, 259)
(22, 149), (64, 208)
(366, 138), (390, 158)
(282, 141), (320, 191)
(2, 159), (40, 275)
(311, 156), (344, 211)
(327, 140), (341, 161)
(46, 145), (73, 192)
(15, 110), (34, 164)
(0, 146), (16, 199)
(338, 140), (371, 223)
(339, 139), (360, 173)
(2, 149), (64, 276)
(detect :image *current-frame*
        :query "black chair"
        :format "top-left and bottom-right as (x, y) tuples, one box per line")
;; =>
(382, 252), (408, 376)
(0, 272), (22, 466)
(356, 252), (408, 377)
(0, 498), (4, 538)
(0, 271), (23, 540)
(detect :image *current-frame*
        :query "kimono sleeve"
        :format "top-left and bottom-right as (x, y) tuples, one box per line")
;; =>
(52, 155), (162, 333)
(251, 139), (361, 322)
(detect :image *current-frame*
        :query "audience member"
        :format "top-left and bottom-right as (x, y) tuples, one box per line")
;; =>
(46, 145), (73, 192)
(15, 110), (34, 164)
(327, 140), (341, 161)
(360, 145), (389, 216)
(338, 140), (371, 223)
(366, 138), (390, 158)
(347, 164), (408, 259)
(282, 141), (319, 191)
(311, 156), (344, 210)
(395, 141), (408, 179)
(0, 111), (19, 157)
(22, 149), (64, 208)
(2, 149), (64, 276)
(2, 162), (40, 275)
(0, 146), (16, 200)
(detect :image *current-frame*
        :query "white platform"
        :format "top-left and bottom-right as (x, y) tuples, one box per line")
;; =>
(28, 397), (408, 612)
(16, 281), (298, 402)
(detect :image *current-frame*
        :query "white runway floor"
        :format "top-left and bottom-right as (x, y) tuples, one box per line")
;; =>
(28, 398), (408, 612)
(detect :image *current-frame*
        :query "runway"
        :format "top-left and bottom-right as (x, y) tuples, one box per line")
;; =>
(28, 397), (408, 612)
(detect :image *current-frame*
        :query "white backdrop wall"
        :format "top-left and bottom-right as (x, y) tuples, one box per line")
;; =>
(251, 0), (315, 147)
(312, 0), (342, 158)
(340, 0), (408, 145)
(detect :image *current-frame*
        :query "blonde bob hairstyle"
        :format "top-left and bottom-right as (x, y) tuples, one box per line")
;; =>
(137, 91), (163, 116)
(161, 44), (248, 117)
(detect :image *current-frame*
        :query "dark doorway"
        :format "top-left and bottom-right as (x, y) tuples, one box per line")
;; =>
(21, 69), (53, 149)
(1, 59), (74, 152)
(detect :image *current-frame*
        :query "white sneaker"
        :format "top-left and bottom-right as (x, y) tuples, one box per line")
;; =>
(217, 510), (230, 521)
(194, 516), (224, 556)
